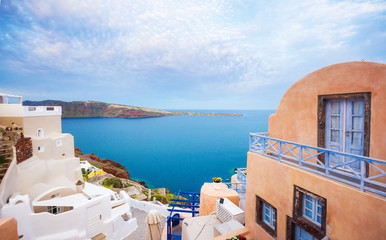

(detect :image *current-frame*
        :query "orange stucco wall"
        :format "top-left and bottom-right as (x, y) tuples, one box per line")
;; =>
(269, 61), (386, 160)
(0, 217), (19, 240)
(199, 183), (239, 216)
(246, 152), (386, 240)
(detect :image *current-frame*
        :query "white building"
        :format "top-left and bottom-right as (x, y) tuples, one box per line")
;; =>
(80, 160), (99, 172)
(0, 93), (139, 240)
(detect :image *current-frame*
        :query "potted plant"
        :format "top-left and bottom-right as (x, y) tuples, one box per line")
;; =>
(212, 177), (222, 190)
(227, 235), (246, 240)
(75, 180), (84, 192)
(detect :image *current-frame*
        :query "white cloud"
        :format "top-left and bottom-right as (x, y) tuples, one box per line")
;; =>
(1, 0), (385, 98)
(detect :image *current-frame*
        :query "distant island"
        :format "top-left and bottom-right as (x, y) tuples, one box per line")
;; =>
(23, 100), (243, 118)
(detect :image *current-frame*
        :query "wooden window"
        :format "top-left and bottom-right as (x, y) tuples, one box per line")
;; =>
(287, 216), (321, 240)
(292, 186), (326, 239)
(263, 202), (276, 229)
(302, 194), (322, 226)
(256, 195), (277, 238)
(317, 92), (371, 159)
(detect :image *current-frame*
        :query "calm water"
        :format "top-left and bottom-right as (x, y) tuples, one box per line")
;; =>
(62, 110), (274, 194)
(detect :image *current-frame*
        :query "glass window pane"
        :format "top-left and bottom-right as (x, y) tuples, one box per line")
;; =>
(331, 101), (340, 114)
(352, 101), (363, 115)
(265, 208), (270, 215)
(317, 216), (322, 224)
(306, 201), (312, 209)
(264, 214), (270, 222)
(331, 116), (340, 128)
(352, 117), (363, 130)
(331, 130), (339, 142)
(352, 132), (362, 146)
(306, 195), (312, 201)
(305, 209), (312, 218)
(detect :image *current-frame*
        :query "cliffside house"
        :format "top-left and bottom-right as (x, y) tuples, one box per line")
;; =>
(0, 93), (138, 239)
(196, 61), (386, 240)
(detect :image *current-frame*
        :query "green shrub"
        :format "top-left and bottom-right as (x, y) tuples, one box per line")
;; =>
(102, 177), (122, 188)
(166, 194), (187, 204)
(82, 174), (88, 181)
(0, 156), (6, 164)
(150, 194), (164, 202)
(81, 168), (86, 175)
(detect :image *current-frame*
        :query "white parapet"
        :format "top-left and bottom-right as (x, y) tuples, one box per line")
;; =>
(0, 104), (24, 117)
(23, 106), (62, 117)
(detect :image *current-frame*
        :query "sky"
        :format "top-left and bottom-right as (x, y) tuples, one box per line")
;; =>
(0, 0), (385, 110)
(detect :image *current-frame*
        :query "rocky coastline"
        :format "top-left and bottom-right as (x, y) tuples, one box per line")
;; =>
(75, 147), (179, 203)
(23, 100), (243, 118)
(75, 147), (149, 187)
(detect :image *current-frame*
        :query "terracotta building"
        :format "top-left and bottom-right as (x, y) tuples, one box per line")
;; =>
(245, 61), (386, 239)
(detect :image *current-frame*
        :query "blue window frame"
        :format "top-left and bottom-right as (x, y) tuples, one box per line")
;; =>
(263, 202), (276, 229)
(256, 195), (277, 237)
(293, 186), (326, 238)
(295, 225), (318, 240)
(302, 194), (322, 226)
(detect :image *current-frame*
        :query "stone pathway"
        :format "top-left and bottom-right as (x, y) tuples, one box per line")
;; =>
(124, 208), (166, 240)
(0, 140), (13, 184)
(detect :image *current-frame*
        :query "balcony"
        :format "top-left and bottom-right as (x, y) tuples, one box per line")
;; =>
(23, 106), (62, 117)
(222, 168), (247, 194)
(236, 168), (247, 182)
(249, 133), (386, 197)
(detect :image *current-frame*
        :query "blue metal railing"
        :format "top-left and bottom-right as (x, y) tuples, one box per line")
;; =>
(236, 168), (247, 182)
(167, 190), (200, 240)
(224, 182), (246, 193)
(249, 133), (386, 197)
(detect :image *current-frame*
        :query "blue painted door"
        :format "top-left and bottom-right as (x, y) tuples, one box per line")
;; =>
(295, 225), (318, 240)
(325, 98), (365, 172)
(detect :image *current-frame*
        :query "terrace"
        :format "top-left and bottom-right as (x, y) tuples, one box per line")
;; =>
(224, 168), (247, 193)
(249, 133), (386, 197)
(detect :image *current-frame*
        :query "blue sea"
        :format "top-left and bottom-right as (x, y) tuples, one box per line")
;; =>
(62, 110), (274, 194)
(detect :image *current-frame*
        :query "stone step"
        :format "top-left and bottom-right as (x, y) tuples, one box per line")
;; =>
(0, 152), (12, 158)
(0, 149), (12, 153)
(0, 162), (11, 168)
(0, 168), (8, 175)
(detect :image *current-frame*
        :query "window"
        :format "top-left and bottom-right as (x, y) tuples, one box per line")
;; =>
(317, 92), (371, 168)
(256, 195), (277, 237)
(38, 146), (45, 152)
(47, 206), (63, 215)
(291, 186), (326, 239)
(37, 128), (44, 137)
(302, 194), (322, 226)
(263, 202), (276, 229)
(56, 140), (62, 147)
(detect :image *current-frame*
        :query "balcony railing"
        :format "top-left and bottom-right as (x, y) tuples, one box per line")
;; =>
(249, 133), (386, 197)
(236, 168), (247, 182)
(224, 182), (246, 193)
